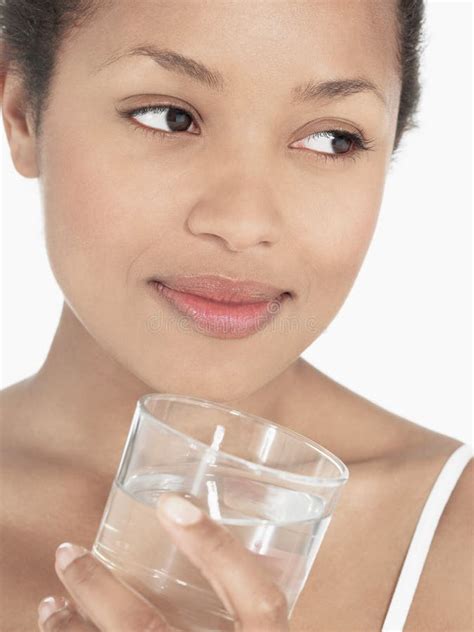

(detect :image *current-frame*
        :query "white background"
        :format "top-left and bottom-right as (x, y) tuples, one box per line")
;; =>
(1, 1), (472, 444)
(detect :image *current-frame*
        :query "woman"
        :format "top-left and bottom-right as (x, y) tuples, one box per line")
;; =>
(0, 1), (472, 630)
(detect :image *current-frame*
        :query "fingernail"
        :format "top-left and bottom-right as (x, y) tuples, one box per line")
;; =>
(157, 495), (203, 526)
(38, 596), (66, 624)
(56, 542), (88, 572)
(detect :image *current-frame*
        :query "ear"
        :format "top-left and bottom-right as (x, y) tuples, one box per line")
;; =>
(1, 66), (41, 179)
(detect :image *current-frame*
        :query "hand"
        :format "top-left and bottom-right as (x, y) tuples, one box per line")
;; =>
(37, 493), (290, 632)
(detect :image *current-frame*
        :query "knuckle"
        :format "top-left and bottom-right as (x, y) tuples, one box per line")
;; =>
(256, 587), (288, 623)
(122, 608), (169, 632)
(43, 608), (75, 631)
(205, 527), (234, 559)
(66, 553), (99, 587)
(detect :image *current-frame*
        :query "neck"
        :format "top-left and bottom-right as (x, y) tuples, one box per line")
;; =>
(25, 302), (306, 476)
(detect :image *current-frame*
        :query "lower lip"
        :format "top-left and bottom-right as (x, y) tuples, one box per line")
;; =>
(148, 281), (289, 339)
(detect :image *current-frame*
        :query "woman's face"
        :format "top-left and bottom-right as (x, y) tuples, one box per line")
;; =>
(32, 0), (400, 402)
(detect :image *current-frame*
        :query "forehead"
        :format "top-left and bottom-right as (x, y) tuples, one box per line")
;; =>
(63, 0), (400, 108)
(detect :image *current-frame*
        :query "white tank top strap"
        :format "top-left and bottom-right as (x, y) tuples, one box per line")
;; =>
(381, 442), (473, 632)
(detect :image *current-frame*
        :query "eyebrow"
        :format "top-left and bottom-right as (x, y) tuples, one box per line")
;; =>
(92, 44), (386, 107)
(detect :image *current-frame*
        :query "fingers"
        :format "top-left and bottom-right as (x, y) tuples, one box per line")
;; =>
(53, 543), (174, 632)
(38, 597), (97, 631)
(49, 493), (290, 632)
(156, 493), (290, 632)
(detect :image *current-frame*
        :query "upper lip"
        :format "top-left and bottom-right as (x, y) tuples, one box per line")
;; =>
(149, 274), (292, 304)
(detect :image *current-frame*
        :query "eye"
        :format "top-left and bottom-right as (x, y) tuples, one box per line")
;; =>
(123, 104), (199, 136)
(291, 129), (374, 161)
(120, 103), (375, 162)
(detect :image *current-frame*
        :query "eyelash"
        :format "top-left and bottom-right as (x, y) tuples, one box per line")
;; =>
(120, 103), (375, 164)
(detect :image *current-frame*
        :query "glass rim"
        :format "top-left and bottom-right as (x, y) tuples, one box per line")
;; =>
(139, 392), (350, 487)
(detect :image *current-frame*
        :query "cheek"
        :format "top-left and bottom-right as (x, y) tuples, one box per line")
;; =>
(40, 130), (181, 301)
(293, 163), (386, 325)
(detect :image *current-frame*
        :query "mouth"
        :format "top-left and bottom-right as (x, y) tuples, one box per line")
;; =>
(149, 274), (293, 303)
(146, 275), (293, 339)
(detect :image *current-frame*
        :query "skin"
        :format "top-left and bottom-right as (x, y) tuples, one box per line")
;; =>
(37, 496), (290, 632)
(1, 1), (472, 631)
(1, 0), (401, 467)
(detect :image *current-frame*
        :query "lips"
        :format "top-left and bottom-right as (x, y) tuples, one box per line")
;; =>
(150, 274), (292, 304)
(146, 274), (292, 339)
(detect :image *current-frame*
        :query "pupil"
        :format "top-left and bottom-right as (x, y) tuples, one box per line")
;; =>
(332, 134), (352, 153)
(166, 107), (192, 132)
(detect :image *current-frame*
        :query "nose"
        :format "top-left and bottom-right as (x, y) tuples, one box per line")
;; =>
(185, 173), (282, 253)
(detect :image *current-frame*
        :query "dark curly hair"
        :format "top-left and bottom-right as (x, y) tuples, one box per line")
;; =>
(0, 0), (426, 154)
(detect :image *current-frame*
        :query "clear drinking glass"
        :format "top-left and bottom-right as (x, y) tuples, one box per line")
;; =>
(92, 393), (349, 632)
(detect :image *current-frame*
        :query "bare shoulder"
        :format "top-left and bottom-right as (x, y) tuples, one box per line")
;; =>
(299, 360), (466, 464)
(339, 377), (473, 631)
(0, 375), (35, 415)
(0, 375), (37, 444)
(289, 367), (471, 632)
(404, 450), (473, 631)
(0, 374), (36, 399)
(0, 375), (65, 631)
